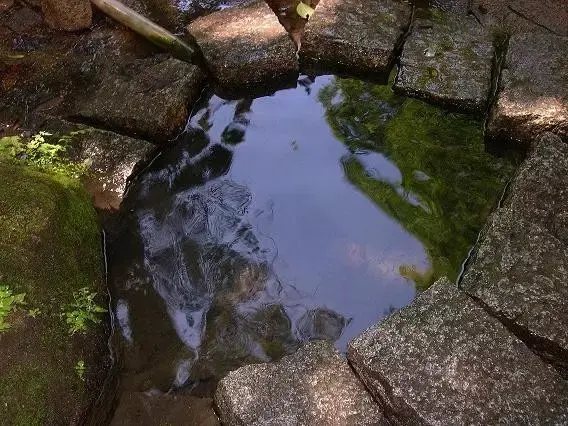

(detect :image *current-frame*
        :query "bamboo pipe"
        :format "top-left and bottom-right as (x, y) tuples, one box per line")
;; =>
(90, 0), (197, 63)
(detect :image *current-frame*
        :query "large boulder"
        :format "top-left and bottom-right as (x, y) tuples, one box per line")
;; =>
(215, 340), (386, 425)
(187, 0), (299, 98)
(300, 0), (412, 79)
(77, 55), (206, 142)
(348, 278), (568, 424)
(394, 10), (494, 114)
(41, 0), (92, 31)
(487, 31), (568, 150)
(0, 158), (110, 424)
(461, 133), (568, 372)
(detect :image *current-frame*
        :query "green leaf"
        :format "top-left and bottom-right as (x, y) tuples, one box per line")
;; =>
(296, 1), (315, 19)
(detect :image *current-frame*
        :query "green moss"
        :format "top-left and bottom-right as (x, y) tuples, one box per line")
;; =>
(459, 45), (478, 62)
(440, 36), (454, 52)
(319, 78), (516, 289)
(0, 157), (104, 424)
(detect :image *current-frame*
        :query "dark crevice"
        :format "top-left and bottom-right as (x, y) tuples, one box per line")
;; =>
(466, 292), (568, 380)
(456, 171), (516, 287)
(347, 358), (426, 425)
(391, 3), (417, 74)
(507, 5), (563, 36)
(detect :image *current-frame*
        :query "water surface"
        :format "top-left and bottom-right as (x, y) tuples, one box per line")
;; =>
(108, 74), (514, 394)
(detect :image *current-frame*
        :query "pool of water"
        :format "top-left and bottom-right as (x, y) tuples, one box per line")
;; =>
(107, 74), (514, 394)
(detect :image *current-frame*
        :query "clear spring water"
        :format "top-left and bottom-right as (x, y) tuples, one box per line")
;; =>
(107, 74), (514, 394)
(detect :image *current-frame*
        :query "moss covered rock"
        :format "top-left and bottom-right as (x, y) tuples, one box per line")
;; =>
(0, 158), (110, 425)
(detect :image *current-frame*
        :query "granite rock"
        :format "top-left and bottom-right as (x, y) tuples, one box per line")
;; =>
(394, 10), (494, 113)
(487, 31), (568, 150)
(471, 0), (568, 37)
(461, 134), (568, 371)
(300, 0), (412, 79)
(348, 278), (568, 424)
(188, 0), (299, 98)
(215, 340), (385, 425)
(77, 55), (205, 142)
(503, 133), (568, 243)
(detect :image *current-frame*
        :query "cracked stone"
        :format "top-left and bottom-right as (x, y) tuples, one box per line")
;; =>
(348, 277), (568, 424)
(461, 133), (568, 371)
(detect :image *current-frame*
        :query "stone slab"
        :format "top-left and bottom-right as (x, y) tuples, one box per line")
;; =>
(348, 278), (568, 424)
(472, 0), (568, 37)
(300, 0), (412, 79)
(77, 55), (205, 142)
(461, 134), (568, 370)
(39, 118), (156, 210)
(503, 133), (568, 244)
(394, 10), (494, 113)
(215, 340), (386, 425)
(188, 0), (299, 98)
(487, 31), (568, 149)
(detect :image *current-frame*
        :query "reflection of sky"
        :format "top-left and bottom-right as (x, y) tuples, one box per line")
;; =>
(115, 75), (432, 392)
(187, 75), (427, 349)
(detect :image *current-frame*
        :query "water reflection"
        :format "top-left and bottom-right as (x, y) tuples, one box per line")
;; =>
(108, 74), (513, 394)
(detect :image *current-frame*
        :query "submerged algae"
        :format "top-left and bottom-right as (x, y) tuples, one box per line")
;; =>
(319, 77), (515, 289)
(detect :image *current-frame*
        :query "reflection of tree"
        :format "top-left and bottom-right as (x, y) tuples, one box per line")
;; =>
(111, 120), (349, 393)
(319, 78), (515, 289)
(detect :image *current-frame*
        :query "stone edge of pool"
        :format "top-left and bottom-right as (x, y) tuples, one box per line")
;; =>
(1, 0), (567, 423)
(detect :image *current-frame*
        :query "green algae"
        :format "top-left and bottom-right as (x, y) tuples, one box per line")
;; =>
(319, 77), (516, 290)
(0, 153), (106, 424)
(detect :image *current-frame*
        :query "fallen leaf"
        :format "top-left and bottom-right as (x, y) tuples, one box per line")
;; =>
(296, 1), (315, 19)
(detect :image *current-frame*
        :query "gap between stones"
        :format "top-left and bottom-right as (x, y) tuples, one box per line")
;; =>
(467, 291), (568, 379)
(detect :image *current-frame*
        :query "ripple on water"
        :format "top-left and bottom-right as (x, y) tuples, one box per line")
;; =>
(107, 74), (515, 394)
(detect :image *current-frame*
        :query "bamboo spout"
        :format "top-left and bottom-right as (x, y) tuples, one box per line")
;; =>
(90, 0), (197, 62)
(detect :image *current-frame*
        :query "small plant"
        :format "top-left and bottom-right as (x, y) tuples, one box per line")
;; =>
(0, 285), (26, 333)
(27, 308), (42, 318)
(0, 130), (90, 177)
(63, 287), (106, 335)
(75, 360), (86, 381)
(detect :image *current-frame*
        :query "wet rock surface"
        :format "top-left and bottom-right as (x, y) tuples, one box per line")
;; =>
(461, 134), (568, 372)
(471, 0), (568, 36)
(41, 0), (92, 31)
(0, 10), (160, 126)
(77, 55), (206, 142)
(110, 392), (219, 425)
(122, 0), (252, 32)
(215, 340), (385, 425)
(348, 277), (568, 424)
(300, 0), (412, 79)
(487, 31), (568, 149)
(38, 118), (157, 210)
(394, 10), (494, 113)
(187, 0), (298, 97)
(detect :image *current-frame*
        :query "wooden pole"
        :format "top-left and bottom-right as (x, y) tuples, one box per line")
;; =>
(90, 0), (197, 62)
